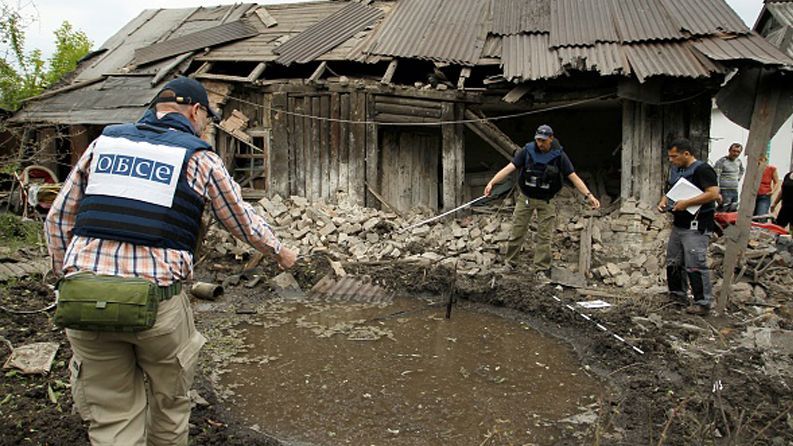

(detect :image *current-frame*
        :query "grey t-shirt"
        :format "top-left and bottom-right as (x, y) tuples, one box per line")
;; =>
(713, 156), (744, 190)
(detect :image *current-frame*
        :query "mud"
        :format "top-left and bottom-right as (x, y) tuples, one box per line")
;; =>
(1, 251), (792, 445)
(218, 297), (604, 445)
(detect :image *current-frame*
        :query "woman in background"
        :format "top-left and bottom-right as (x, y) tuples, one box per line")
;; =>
(755, 154), (779, 216)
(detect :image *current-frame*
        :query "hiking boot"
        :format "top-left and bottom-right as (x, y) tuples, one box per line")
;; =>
(685, 304), (710, 316)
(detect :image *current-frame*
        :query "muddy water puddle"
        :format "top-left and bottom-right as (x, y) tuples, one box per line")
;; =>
(219, 296), (604, 445)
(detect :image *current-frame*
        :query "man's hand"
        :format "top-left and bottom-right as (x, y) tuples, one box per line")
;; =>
(671, 199), (689, 212)
(276, 247), (297, 270)
(484, 182), (494, 197)
(587, 194), (600, 209)
(657, 197), (668, 213)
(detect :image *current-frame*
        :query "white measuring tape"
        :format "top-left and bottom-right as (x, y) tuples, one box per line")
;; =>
(398, 195), (489, 234)
(550, 294), (645, 355)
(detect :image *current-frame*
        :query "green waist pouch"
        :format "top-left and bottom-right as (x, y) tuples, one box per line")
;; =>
(54, 272), (179, 332)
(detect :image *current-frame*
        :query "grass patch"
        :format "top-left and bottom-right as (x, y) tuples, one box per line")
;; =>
(0, 213), (44, 251)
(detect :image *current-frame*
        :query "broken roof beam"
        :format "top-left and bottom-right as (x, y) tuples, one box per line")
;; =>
(463, 108), (519, 161)
(151, 51), (194, 86)
(381, 59), (398, 85)
(308, 61), (328, 84)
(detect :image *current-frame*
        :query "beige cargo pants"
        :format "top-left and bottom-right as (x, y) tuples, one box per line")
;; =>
(66, 290), (206, 446)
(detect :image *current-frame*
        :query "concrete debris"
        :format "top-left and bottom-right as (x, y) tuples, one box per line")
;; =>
(201, 191), (793, 296)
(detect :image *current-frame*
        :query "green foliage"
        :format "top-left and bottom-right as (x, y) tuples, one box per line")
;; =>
(0, 213), (43, 248)
(0, 2), (92, 110)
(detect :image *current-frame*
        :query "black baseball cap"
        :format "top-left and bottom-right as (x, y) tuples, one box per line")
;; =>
(153, 76), (220, 122)
(534, 124), (554, 140)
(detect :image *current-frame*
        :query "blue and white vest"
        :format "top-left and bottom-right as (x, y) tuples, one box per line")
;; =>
(72, 110), (210, 254)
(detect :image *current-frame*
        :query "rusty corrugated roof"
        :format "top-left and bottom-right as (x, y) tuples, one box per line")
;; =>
(134, 20), (259, 65)
(557, 43), (630, 75)
(611, 0), (683, 43)
(693, 32), (793, 65)
(491, 0), (550, 35)
(366, 0), (489, 65)
(624, 41), (723, 82)
(549, 0), (619, 47)
(502, 33), (561, 81)
(661, 0), (749, 36)
(274, 2), (384, 65)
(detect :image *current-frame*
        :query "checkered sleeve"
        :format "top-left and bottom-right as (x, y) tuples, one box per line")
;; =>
(44, 142), (94, 273)
(189, 151), (282, 256)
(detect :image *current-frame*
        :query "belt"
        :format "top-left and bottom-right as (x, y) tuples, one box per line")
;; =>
(154, 282), (182, 301)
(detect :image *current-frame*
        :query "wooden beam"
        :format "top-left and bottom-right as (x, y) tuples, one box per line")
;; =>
(247, 62), (267, 82)
(381, 59), (398, 85)
(718, 69), (781, 314)
(151, 51), (194, 86)
(364, 93), (379, 208)
(308, 61), (328, 84)
(270, 92), (289, 197)
(255, 7), (278, 27)
(462, 108), (519, 161)
(579, 217), (593, 278)
(441, 102), (464, 210)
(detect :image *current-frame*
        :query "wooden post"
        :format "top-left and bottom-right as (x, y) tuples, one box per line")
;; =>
(579, 217), (593, 278)
(621, 100), (635, 202)
(718, 70), (781, 314)
(441, 102), (464, 210)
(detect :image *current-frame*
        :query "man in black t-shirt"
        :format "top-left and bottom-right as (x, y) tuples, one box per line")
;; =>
(656, 138), (719, 315)
(484, 125), (600, 278)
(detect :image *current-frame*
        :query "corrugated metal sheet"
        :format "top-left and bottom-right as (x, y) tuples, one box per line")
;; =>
(76, 8), (195, 81)
(367, 0), (489, 65)
(624, 41), (723, 83)
(612, 0), (683, 43)
(556, 43), (630, 75)
(134, 20), (259, 65)
(549, 0), (619, 47)
(199, 1), (347, 61)
(482, 34), (503, 57)
(660, 0), (748, 36)
(274, 2), (384, 65)
(767, 2), (793, 27)
(491, 0), (550, 35)
(502, 33), (561, 81)
(764, 27), (793, 59)
(693, 32), (793, 65)
(11, 76), (157, 125)
(310, 275), (393, 304)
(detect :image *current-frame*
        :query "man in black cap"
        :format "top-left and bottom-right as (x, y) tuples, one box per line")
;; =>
(484, 124), (600, 278)
(45, 76), (296, 445)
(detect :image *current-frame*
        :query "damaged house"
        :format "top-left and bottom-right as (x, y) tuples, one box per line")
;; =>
(7, 0), (793, 213)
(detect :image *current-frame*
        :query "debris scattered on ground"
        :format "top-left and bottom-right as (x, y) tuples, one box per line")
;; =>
(2, 342), (59, 375)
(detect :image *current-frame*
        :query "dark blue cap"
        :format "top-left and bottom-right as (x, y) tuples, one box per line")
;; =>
(535, 124), (554, 140)
(154, 76), (220, 122)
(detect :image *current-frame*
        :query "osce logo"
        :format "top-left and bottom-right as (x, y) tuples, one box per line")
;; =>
(95, 154), (174, 185)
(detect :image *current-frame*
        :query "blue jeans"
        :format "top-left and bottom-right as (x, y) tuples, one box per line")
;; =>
(719, 189), (738, 212)
(754, 195), (771, 216)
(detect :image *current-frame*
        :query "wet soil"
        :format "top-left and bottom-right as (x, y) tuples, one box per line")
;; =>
(1, 250), (792, 445)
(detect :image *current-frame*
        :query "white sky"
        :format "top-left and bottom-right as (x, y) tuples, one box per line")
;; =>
(15, 0), (767, 61)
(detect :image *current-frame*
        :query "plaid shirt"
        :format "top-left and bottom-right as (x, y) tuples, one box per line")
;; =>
(45, 141), (282, 286)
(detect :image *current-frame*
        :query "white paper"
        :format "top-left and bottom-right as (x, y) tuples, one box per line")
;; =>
(576, 300), (612, 309)
(665, 177), (703, 215)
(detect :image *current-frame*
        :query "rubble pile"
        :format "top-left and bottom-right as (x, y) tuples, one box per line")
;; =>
(202, 190), (793, 296)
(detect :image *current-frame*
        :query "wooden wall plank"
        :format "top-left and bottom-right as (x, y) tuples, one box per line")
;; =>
(270, 92), (289, 197)
(330, 93), (341, 198)
(310, 96), (321, 201)
(441, 102), (464, 209)
(350, 91), (367, 205)
(365, 93), (379, 208)
(339, 93), (350, 199)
